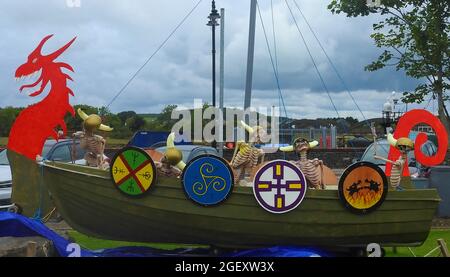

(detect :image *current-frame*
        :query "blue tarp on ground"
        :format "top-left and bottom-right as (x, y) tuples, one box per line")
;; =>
(0, 212), (326, 257)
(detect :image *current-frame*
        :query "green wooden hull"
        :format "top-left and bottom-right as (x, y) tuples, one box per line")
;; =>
(41, 161), (440, 248)
(8, 150), (54, 217)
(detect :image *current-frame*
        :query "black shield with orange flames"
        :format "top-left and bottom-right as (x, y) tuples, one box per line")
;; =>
(338, 162), (388, 214)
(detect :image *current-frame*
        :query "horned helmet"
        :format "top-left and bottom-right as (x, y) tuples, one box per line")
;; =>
(77, 108), (113, 132)
(165, 133), (186, 170)
(387, 133), (414, 154)
(239, 120), (268, 144)
(280, 137), (319, 153)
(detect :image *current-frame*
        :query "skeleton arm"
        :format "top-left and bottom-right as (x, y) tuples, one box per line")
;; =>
(374, 155), (401, 166)
(370, 123), (378, 157)
(230, 141), (243, 166)
(72, 131), (84, 138)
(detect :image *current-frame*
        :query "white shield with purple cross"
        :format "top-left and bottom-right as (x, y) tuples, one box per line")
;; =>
(253, 160), (307, 214)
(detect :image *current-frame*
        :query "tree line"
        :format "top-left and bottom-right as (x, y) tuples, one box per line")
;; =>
(0, 104), (362, 140)
(0, 104), (179, 139)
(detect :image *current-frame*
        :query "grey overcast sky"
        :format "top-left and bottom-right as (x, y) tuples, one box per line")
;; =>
(0, 0), (433, 120)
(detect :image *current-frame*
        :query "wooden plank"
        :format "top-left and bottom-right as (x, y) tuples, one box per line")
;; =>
(438, 239), (449, 257)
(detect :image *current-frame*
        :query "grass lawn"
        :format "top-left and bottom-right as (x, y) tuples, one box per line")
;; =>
(385, 229), (450, 257)
(68, 229), (450, 256)
(105, 137), (129, 148)
(68, 230), (208, 251)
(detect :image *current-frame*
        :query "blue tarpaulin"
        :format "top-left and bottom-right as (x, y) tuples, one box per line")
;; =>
(128, 131), (192, 149)
(0, 212), (326, 257)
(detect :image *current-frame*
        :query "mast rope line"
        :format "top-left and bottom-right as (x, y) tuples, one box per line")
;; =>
(285, 0), (389, 155)
(270, 0), (282, 113)
(270, 0), (287, 143)
(284, 0), (340, 119)
(106, 0), (204, 109)
(292, 0), (367, 123)
(285, 0), (388, 154)
(256, 1), (289, 122)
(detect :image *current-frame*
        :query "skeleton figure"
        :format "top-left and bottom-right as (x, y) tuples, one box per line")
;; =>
(155, 133), (186, 178)
(374, 132), (414, 189)
(230, 121), (266, 185)
(280, 138), (325, 189)
(73, 109), (113, 170)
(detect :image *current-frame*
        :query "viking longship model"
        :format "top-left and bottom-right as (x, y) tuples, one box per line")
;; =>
(4, 35), (446, 250)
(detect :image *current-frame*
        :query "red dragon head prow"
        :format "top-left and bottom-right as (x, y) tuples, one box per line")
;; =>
(15, 34), (76, 97)
(8, 35), (77, 161)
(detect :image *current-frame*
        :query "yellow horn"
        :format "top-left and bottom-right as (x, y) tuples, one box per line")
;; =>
(309, 141), (319, 148)
(167, 132), (176, 148)
(99, 124), (113, 132)
(176, 161), (186, 171)
(77, 108), (89, 120)
(279, 145), (294, 152)
(239, 120), (254, 134)
(387, 132), (398, 147)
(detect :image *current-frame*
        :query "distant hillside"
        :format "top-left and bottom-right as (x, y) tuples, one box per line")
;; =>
(138, 113), (159, 123)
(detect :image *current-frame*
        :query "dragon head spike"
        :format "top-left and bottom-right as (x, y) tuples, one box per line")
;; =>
(15, 35), (76, 96)
(30, 34), (54, 57)
(46, 36), (77, 61)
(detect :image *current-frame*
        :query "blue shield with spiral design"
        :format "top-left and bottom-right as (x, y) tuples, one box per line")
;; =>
(181, 155), (234, 206)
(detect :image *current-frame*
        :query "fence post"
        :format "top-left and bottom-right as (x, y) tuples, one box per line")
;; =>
(321, 126), (327, 149)
(331, 125), (337, 149)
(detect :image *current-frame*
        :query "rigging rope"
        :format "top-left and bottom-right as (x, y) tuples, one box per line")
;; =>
(270, 0), (280, 84)
(270, 0), (283, 117)
(292, 0), (367, 123)
(256, 1), (288, 121)
(106, 0), (204, 109)
(284, 0), (340, 118)
(270, 0), (287, 143)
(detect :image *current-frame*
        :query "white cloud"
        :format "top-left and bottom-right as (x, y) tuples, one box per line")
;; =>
(0, 0), (425, 121)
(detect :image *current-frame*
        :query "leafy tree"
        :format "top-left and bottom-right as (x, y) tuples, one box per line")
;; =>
(328, 0), (450, 141)
(117, 111), (137, 124)
(125, 115), (146, 132)
(157, 104), (178, 130)
(0, 107), (22, 137)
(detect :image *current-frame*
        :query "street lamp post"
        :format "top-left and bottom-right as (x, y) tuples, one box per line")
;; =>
(207, 0), (220, 107)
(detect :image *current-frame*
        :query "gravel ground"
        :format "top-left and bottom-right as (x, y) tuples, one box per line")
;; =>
(432, 218), (450, 228)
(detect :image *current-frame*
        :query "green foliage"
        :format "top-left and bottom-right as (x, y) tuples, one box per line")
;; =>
(328, 0), (450, 136)
(0, 107), (22, 137)
(117, 111), (137, 123)
(157, 104), (178, 130)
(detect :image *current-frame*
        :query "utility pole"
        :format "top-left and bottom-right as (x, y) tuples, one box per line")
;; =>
(244, 0), (257, 114)
(207, 0), (220, 108)
(218, 8), (225, 157)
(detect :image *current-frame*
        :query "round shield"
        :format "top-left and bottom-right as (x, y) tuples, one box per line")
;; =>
(338, 161), (388, 214)
(181, 155), (234, 206)
(253, 160), (307, 214)
(110, 147), (157, 197)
